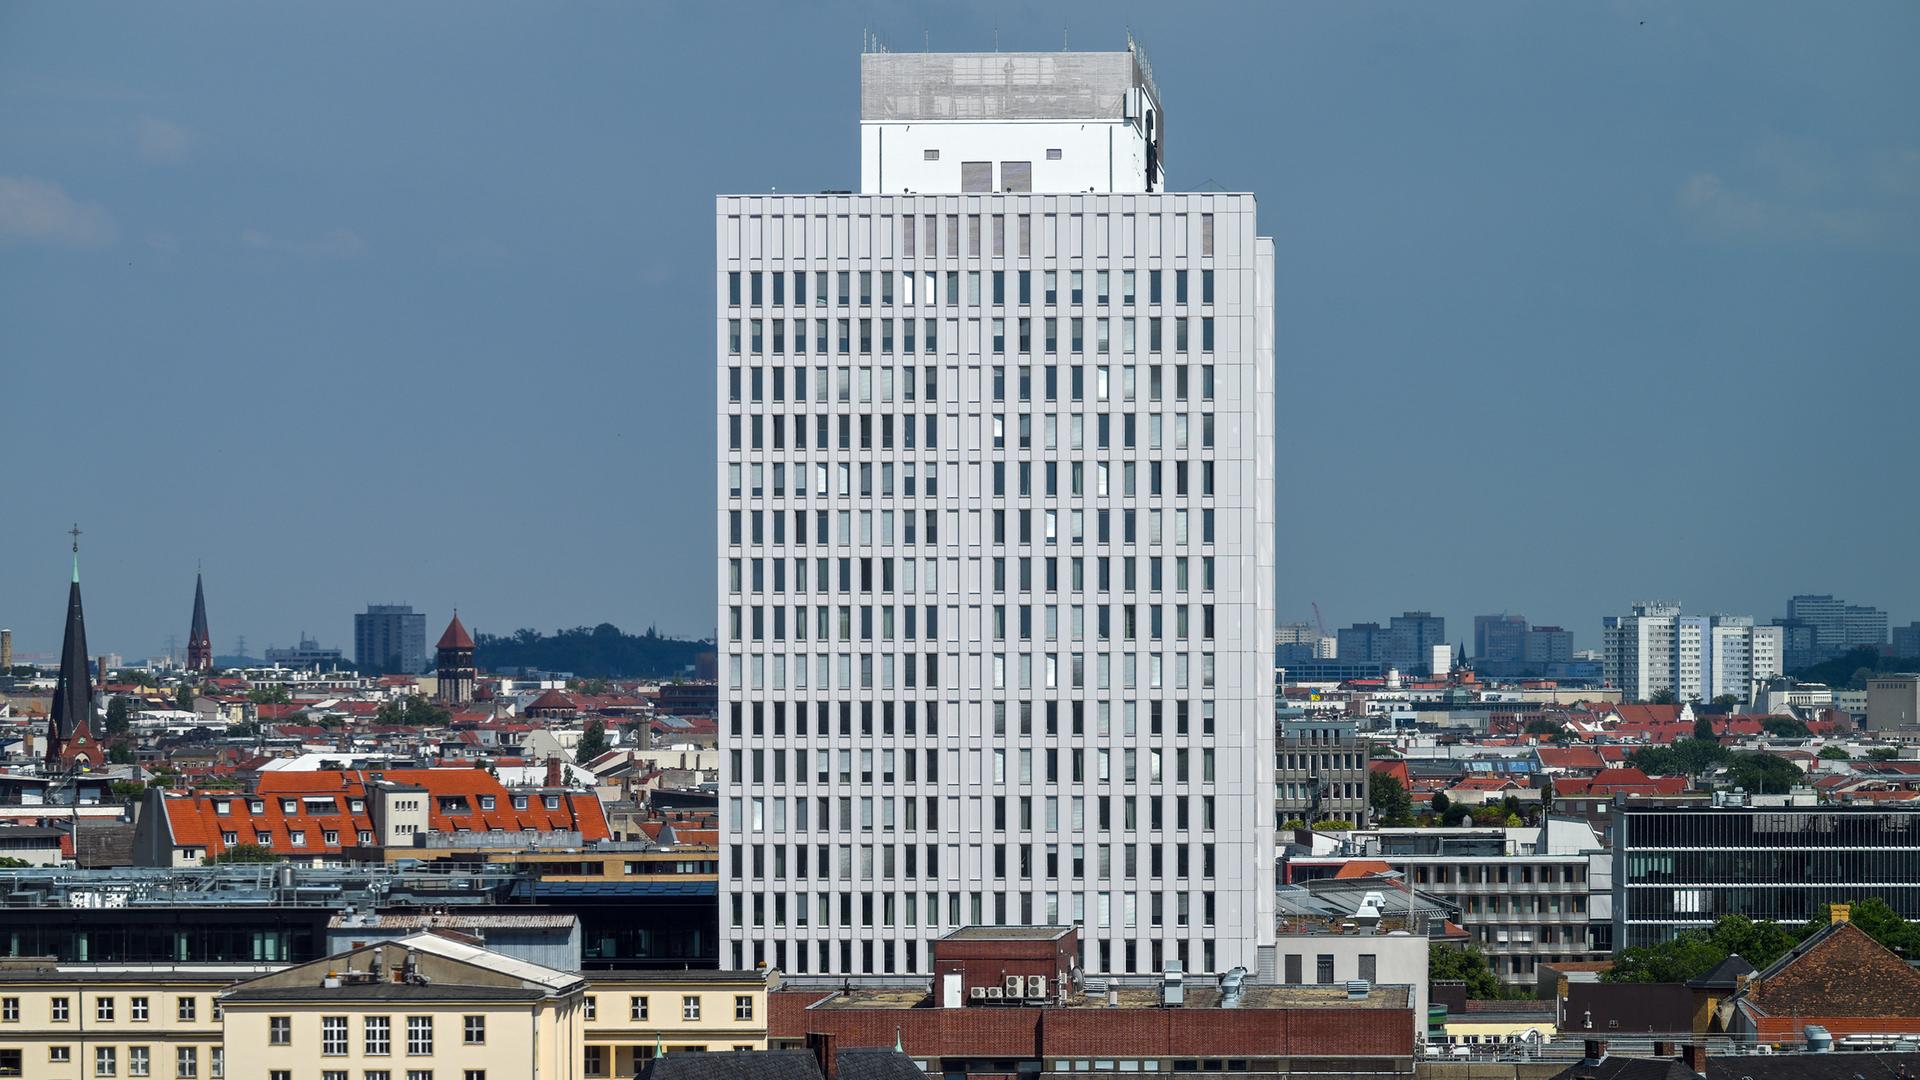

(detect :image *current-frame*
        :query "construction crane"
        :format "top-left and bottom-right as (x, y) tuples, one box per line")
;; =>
(1310, 602), (1328, 640)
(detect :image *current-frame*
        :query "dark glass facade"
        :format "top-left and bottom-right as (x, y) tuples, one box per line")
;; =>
(1613, 806), (1920, 947)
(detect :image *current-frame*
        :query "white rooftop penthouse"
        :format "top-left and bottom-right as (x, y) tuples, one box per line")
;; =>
(860, 44), (1166, 196)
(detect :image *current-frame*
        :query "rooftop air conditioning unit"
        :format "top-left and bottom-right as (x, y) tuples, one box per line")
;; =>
(969, 986), (988, 1000)
(1027, 975), (1047, 999)
(985, 987), (1004, 1000)
(1004, 976), (1025, 999)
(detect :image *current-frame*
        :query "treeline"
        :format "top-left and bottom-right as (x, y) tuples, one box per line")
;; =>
(1788, 645), (1920, 689)
(474, 624), (710, 679)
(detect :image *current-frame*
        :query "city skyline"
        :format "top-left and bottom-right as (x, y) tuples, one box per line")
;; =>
(4, 1), (1917, 658)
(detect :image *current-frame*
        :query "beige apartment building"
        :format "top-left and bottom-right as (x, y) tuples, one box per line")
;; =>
(580, 970), (772, 1076)
(0, 938), (773, 1080)
(0, 961), (254, 1080)
(218, 932), (586, 1080)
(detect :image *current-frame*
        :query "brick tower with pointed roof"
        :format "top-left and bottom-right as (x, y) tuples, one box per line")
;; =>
(48, 528), (105, 770)
(187, 571), (212, 672)
(435, 611), (476, 705)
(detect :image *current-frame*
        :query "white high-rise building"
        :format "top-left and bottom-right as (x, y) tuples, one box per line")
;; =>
(716, 44), (1276, 979)
(1603, 603), (1783, 703)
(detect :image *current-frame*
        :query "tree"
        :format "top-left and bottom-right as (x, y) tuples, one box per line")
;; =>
(1525, 718), (1565, 738)
(1723, 752), (1803, 794)
(0, 857), (32, 869)
(247, 684), (291, 705)
(208, 844), (279, 864)
(1309, 818), (1354, 831)
(175, 685), (196, 712)
(1430, 792), (1451, 818)
(1649, 687), (1679, 705)
(1806, 897), (1920, 958)
(375, 696), (451, 727)
(1762, 716), (1811, 739)
(1539, 775), (1555, 815)
(107, 741), (134, 765)
(1430, 941), (1506, 1000)
(1694, 715), (1716, 740)
(1630, 738), (1732, 778)
(105, 696), (131, 736)
(1279, 818), (1307, 830)
(1818, 746), (1851, 761)
(1607, 915), (1798, 983)
(1711, 694), (1742, 707)
(1867, 747), (1902, 762)
(1369, 772), (1415, 826)
(575, 717), (610, 763)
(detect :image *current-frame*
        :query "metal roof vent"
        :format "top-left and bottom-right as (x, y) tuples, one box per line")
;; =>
(1804, 1024), (1833, 1053)
(1220, 966), (1248, 1008)
(1160, 960), (1184, 1007)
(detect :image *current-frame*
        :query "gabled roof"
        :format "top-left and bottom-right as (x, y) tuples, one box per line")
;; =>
(1740, 921), (1920, 1020)
(1686, 953), (1755, 990)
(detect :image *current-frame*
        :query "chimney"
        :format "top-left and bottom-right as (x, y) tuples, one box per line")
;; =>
(1683, 1042), (1708, 1074)
(1652, 1040), (1675, 1058)
(1, 628), (12, 671)
(545, 756), (563, 788)
(1582, 1039), (1608, 1064)
(806, 1032), (838, 1079)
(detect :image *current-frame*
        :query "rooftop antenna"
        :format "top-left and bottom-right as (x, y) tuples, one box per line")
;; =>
(923, 28), (929, 52)
(1063, 21), (1069, 51)
(994, 26), (998, 52)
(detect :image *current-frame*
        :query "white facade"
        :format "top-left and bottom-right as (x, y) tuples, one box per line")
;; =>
(716, 55), (1273, 980)
(1604, 603), (1782, 703)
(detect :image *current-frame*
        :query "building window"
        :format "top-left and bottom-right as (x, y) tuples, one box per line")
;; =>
(323, 1015), (349, 1055)
(630, 996), (648, 1021)
(1316, 955), (1335, 985)
(178, 997), (197, 1022)
(51, 997), (69, 1022)
(50, 1047), (72, 1064)
(97, 997), (115, 1022)
(1046, 148), (1062, 160)
(269, 1072), (289, 1080)
(408, 1073), (432, 1080)
(365, 1015), (391, 1055)
(176, 1047), (198, 1078)
(129, 1046), (150, 1076)
(585, 1046), (607, 1077)
(269, 1016), (291, 1044)
(322, 1073), (346, 1080)
(465, 1073), (486, 1080)
(0, 997), (14, 1022)
(923, 149), (939, 161)
(734, 995), (753, 1021)
(407, 1016), (434, 1055)
(463, 1015), (485, 1045)
(131, 996), (149, 1022)
(96, 1047), (117, 1077)
(682, 995), (701, 1021)
(211, 1047), (223, 1079)
(0, 1050), (17, 1079)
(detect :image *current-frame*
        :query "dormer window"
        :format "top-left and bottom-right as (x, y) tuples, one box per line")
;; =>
(281, 800), (297, 814)
(479, 796), (496, 811)
(349, 799), (365, 813)
(513, 795), (528, 811)
(254, 831), (271, 845)
(249, 800), (264, 814)
(214, 800), (231, 815)
(544, 795), (561, 810)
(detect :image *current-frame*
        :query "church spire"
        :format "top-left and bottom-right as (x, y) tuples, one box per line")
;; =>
(188, 570), (212, 672)
(49, 527), (103, 769)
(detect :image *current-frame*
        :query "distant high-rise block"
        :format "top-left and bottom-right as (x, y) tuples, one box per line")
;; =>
(717, 42), (1276, 980)
(1473, 614), (1528, 664)
(1603, 603), (1781, 703)
(354, 604), (427, 676)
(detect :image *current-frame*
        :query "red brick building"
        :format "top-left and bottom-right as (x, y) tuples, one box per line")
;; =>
(770, 928), (1416, 1077)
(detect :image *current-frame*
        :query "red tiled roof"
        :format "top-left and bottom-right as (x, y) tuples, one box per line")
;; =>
(437, 614), (474, 651)
(158, 768), (610, 858)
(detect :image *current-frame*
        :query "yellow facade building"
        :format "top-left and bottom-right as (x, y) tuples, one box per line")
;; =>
(217, 932), (587, 1080)
(0, 961), (256, 1079)
(580, 970), (772, 1076)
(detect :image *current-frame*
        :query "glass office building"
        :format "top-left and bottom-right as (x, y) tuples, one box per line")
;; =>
(1612, 803), (1920, 947)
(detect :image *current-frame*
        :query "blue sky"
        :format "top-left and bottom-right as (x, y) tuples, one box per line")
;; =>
(2, 1), (1916, 661)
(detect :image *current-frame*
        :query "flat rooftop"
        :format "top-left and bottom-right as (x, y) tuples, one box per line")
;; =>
(860, 51), (1158, 123)
(810, 984), (1411, 1011)
(940, 925), (1074, 942)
